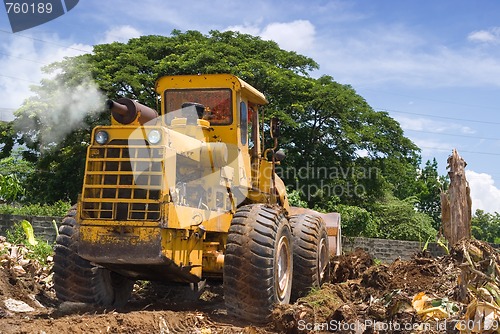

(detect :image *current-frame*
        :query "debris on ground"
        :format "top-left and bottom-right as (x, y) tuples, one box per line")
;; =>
(452, 239), (500, 333)
(273, 241), (500, 334)
(330, 247), (374, 283)
(0, 235), (55, 316)
(1, 237), (500, 333)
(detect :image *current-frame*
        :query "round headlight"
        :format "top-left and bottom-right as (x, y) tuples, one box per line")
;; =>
(148, 129), (161, 144)
(95, 130), (109, 145)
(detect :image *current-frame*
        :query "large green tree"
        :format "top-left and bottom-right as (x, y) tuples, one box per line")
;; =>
(2, 30), (437, 241)
(9, 30), (320, 203)
(276, 75), (420, 209)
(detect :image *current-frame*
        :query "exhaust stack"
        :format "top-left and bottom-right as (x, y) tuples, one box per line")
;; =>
(106, 98), (158, 125)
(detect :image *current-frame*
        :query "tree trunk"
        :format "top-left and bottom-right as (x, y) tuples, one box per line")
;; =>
(440, 149), (472, 245)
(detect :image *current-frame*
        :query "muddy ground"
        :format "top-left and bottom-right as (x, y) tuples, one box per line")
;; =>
(1, 239), (498, 333)
(0, 264), (271, 334)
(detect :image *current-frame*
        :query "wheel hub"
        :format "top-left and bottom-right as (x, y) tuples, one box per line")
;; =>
(276, 235), (291, 302)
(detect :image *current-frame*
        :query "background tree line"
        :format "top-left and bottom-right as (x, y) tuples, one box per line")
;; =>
(1, 30), (491, 242)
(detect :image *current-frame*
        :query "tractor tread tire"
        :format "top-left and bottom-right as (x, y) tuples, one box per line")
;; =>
(53, 206), (134, 307)
(290, 214), (330, 301)
(224, 204), (292, 323)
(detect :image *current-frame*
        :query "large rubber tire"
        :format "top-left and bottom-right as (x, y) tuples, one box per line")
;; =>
(290, 214), (330, 301)
(224, 204), (293, 323)
(53, 206), (134, 307)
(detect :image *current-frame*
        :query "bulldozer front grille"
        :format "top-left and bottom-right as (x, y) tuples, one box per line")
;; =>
(82, 140), (163, 221)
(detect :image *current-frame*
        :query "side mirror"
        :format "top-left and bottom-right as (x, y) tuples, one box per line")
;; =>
(275, 149), (286, 162)
(270, 117), (281, 139)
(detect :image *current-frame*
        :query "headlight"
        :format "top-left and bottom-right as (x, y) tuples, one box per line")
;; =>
(95, 130), (109, 145)
(148, 129), (161, 144)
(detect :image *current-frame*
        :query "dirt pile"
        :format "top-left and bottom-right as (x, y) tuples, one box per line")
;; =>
(273, 240), (500, 334)
(1, 237), (500, 333)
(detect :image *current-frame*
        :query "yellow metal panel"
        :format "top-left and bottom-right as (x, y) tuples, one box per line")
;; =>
(79, 225), (160, 245)
(161, 228), (203, 278)
(275, 175), (290, 211)
(258, 159), (274, 193)
(79, 219), (159, 227)
(155, 74), (268, 148)
(166, 203), (232, 232)
(155, 74), (268, 105)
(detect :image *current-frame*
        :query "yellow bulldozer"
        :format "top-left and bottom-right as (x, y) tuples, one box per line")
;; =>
(53, 73), (341, 322)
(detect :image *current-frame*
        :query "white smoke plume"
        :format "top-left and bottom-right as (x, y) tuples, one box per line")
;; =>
(0, 31), (97, 148)
(41, 76), (104, 145)
(15, 73), (105, 149)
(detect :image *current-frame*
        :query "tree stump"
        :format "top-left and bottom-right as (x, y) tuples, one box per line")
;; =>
(440, 149), (472, 246)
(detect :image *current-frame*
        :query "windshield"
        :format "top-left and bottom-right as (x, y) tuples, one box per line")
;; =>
(165, 89), (232, 125)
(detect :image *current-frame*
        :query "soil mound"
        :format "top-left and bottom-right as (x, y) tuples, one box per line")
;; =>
(273, 241), (500, 333)
(2, 238), (500, 333)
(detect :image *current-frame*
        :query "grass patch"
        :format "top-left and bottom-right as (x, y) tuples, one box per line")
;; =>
(0, 200), (71, 217)
(298, 283), (345, 319)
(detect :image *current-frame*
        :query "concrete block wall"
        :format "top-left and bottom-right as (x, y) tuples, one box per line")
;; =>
(341, 236), (447, 262)
(0, 214), (61, 243)
(0, 214), (494, 263)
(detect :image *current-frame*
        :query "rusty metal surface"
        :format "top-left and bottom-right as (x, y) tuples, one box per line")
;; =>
(78, 229), (163, 265)
(106, 99), (129, 116)
(107, 98), (158, 125)
(77, 231), (200, 283)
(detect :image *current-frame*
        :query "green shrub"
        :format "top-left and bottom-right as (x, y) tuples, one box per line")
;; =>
(5, 221), (55, 265)
(5, 221), (26, 244)
(287, 189), (308, 208)
(373, 195), (437, 242)
(0, 174), (25, 203)
(29, 240), (54, 265)
(0, 200), (71, 216)
(335, 204), (378, 238)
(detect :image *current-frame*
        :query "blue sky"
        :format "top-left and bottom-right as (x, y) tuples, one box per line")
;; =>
(1, 0), (500, 212)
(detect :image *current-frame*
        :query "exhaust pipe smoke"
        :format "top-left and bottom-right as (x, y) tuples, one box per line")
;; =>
(107, 98), (158, 125)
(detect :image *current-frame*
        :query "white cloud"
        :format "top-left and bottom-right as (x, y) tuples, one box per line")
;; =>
(411, 138), (452, 156)
(227, 20), (316, 53)
(313, 24), (500, 88)
(397, 116), (476, 135)
(468, 27), (500, 44)
(466, 170), (500, 213)
(261, 20), (316, 53)
(98, 25), (142, 44)
(225, 23), (261, 37)
(0, 34), (91, 120)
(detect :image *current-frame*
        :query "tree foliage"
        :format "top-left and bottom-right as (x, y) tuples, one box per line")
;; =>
(278, 74), (420, 210)
(1, 30), (442, 241)
(373, 195), (437, 242)
(415, 158), (448, 229)
(334, 204), (378, 238)
(472, 209), (500, 244)
(0, 174), (24, 203)
(0, 122), (15, 160)
(0, 152), (33, 203)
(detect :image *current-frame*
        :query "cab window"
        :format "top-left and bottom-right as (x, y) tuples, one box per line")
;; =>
(240, 101), (247, 145)
(165, 89), (232, 125)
